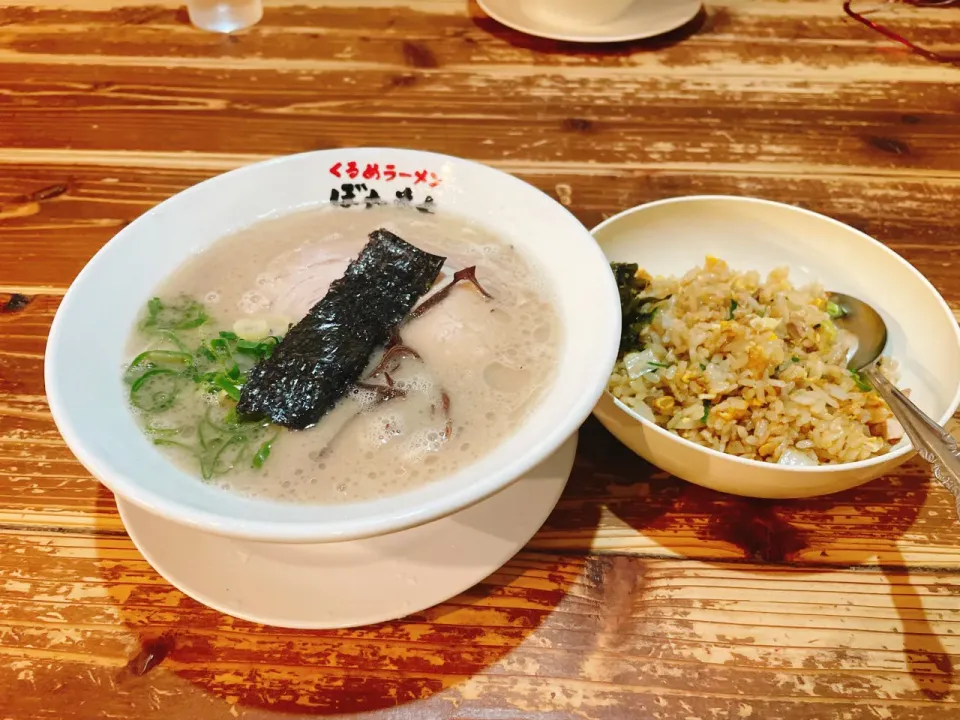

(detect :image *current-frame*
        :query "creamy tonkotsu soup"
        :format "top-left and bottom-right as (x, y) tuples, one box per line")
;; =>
(123, 205), (561, 504)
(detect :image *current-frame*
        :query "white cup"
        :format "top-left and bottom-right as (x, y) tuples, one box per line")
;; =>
(526, 0), (635, 27)
(186, 0), (263, 33)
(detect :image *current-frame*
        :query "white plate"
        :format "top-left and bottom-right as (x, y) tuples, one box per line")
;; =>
(117, 434), (577, 629)
(477, 0), (702, 44)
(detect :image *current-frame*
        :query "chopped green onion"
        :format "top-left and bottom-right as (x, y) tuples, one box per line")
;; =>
(203, 406), (235, 432)
(728, 299), (738, 319)
(235, 346), (257, 358)
(202, 434), (249, 480)
(234, 337), (280, 359)
(198, 419), (219, 450)
(701, 400), (712, 423)
(131, 300), (291, 480)
(648, 361), (670, 369)
(140, 296), (208, 332)
(144, 423), (183, 437)
(153, 438), (197, 454)
(699, 363), (707, 371)
(791, 356), (800, 363)
(155, 330), (190, 353)
(212, 374), (242, 401)
(130, 368), (184, 412)
(252, 434), (279, 469)
(127, 349), (193, 373)
(851, 370), (872, 392)
(173, 311), (208, 330)
(826, 300), (846, 319)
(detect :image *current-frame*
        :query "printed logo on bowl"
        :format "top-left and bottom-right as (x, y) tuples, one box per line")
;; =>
(327, 160), (441, 213)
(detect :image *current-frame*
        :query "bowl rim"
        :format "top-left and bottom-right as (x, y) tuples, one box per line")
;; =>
(45, 147), (621, 542)
(591, 193), (960, 474)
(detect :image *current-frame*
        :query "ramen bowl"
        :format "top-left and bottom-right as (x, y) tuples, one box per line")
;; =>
(46, 148), (621, 545)
(592, 195), (960, 499)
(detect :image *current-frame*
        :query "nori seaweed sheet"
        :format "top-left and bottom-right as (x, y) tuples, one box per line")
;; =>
(612, 262), (651, 357)
(236, 229), (446, 429)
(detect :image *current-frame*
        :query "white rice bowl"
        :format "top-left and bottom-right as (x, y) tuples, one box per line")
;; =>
(590, 195), (960, 500)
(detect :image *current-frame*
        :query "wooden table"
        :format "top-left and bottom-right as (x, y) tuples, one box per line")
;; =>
(2, 1), (960, 717)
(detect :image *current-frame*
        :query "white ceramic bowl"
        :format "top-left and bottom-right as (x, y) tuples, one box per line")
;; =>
(45, 148), (621, 542)
(529, 0), (635, 26)
(592, 195), (960, 499)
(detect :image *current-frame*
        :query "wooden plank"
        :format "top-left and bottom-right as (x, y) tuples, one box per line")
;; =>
(0, 1), (957, 73)
(2, 164), (960, 304)
(1, 61), (958, 173)
(1, 535), (959, 717)
(3, 293), (959, 566)
(0, 2), (958, 177)
(3, 1), (960, 717)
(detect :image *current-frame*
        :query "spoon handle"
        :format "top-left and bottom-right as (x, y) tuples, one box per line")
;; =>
(862, 366), (960, 516)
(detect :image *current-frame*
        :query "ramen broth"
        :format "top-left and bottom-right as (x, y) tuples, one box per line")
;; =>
(124, 205), (561, 504)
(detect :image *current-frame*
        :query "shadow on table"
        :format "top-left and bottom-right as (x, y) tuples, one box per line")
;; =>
(467, 0), (708, 55)
(555, 418), (955, 703)
(101, 415), (953, 713)
(104, 465), (606, 715)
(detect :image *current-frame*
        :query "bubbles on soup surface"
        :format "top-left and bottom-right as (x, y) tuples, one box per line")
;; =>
(238, 290), (271, 314)
(255, 273), (278, 288)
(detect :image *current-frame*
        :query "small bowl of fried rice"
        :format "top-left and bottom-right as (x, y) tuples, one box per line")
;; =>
(591, 195), (960, 499)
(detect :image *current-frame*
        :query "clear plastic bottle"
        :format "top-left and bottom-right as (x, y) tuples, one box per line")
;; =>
(185, 0), (263, 33)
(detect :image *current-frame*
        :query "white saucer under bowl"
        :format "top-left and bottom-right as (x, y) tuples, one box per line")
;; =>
(477, 0), (702, 44)
(117, 434), (577, 629)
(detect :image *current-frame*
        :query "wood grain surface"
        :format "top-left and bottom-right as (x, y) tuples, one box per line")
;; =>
(2, 1), (960, 718)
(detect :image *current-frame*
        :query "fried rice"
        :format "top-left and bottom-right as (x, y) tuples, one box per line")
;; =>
(608, 257), (903, 466)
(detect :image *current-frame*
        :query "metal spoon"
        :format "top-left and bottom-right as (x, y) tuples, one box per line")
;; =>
(828, 292), (960, 512)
